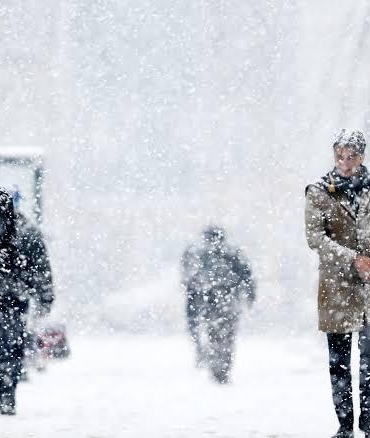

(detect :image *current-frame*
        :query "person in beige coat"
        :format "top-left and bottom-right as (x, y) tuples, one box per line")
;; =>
(306, 129), (370, 438)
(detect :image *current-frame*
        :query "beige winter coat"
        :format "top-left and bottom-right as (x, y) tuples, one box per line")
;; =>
(305, 184), (370, 333)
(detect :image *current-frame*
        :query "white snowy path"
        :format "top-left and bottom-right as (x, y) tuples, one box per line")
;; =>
(0, 334), (363, 437)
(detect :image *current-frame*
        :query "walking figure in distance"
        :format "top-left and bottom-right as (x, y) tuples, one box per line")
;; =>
(181, 225), (255, 384)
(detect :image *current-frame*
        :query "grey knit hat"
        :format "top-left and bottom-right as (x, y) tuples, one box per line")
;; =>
(333, 129), (366, 154)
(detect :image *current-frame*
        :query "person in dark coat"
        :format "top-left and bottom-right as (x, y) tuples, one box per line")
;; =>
(0, 188), (29, 414)
(181, 226), (255, 384)
(0, 187), (54, 415)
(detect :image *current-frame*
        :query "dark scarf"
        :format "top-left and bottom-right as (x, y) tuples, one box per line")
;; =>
(320, 165), (370, 212)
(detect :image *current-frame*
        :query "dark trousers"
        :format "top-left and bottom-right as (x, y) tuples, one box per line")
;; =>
(327, 325), (370, 432)
(186, 290), (204, 358)
(207, 315), (236, 382)
(186, 287), (238, 381)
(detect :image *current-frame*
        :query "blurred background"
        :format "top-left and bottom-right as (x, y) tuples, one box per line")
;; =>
(0, 0), (369, 335)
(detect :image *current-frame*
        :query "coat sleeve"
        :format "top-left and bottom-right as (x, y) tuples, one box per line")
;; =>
(233, 250), (256, 304)
(305, 185), (357, 272)
(180, 246), (202, 295)
(23, 227), (54, 316)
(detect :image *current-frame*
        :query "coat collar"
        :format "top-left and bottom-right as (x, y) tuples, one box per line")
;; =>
(357, 188), (370, 219)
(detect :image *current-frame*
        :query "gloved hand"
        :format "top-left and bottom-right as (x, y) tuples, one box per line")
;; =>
(35, 301), (52, 318)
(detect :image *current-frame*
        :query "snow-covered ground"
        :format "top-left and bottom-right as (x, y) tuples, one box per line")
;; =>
(2, 333), (366, 437)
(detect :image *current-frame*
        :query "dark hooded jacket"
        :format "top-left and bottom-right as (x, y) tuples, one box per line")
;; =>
(181, 239), (255, 315)
(0, 189), (29, 370)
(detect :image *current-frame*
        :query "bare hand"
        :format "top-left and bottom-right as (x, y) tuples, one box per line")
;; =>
(354, 255), (370, 281)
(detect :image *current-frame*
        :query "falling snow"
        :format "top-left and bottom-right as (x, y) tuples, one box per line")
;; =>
(0, 0), (369, 436)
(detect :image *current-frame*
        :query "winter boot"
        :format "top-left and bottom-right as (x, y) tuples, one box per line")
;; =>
(0, 387), (16, 415)
(331, 426), (354, 438)
(211, 366), (230, 384)
(195, 344), (208, 368)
